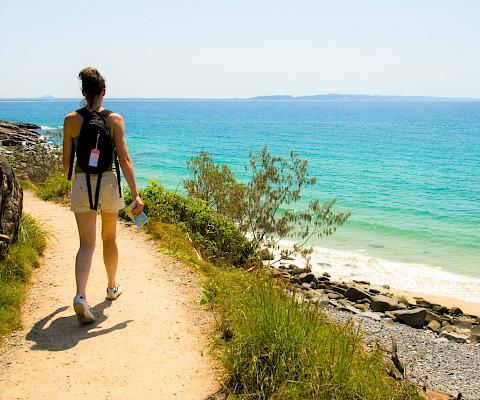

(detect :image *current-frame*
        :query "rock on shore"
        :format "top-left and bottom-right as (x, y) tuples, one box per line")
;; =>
(268, 262), (480, 399)
(268, 262), (480, 343)
(0, 120), (43, 146)
(0, 120), (62, 183)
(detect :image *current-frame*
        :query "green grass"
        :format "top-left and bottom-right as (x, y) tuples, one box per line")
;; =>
(146, 220), (212, 272)
(205, 268), (418, 400)
(36, 172), (71, 203)
(0, 214), (47, 341)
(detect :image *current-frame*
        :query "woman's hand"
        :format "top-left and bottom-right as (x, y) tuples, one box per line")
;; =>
(132, 195), (144, 216)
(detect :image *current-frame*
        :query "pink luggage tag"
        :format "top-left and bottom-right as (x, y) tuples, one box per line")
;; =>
(89, 149), (100, 167)
(88, 134), (101, 167)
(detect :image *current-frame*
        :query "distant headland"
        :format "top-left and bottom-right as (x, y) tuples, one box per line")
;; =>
(1, 94), (479, 102)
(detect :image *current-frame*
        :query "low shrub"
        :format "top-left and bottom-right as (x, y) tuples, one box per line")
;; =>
(123, 180), (255, 267)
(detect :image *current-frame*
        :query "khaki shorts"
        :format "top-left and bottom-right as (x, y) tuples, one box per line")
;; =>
(71, 171), (125, 213)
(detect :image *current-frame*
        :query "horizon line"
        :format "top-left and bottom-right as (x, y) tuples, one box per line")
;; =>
(1, 93), (480, 101)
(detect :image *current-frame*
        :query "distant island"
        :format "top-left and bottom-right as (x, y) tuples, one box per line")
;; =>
(1, 94), (479, 102)
(248, 94), (480, 101)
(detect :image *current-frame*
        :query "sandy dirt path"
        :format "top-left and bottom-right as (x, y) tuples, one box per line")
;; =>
(0, 191), (222, 400)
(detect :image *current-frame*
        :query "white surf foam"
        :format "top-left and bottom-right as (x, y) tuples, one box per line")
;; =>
(271, 240), (480, 305)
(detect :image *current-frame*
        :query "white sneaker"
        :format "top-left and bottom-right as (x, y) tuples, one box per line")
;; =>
(106, 284), (123, 300)
(73, 295), (95, 324)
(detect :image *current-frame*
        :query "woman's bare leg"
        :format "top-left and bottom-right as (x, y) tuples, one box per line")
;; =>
(101, 211), (119, 288)
(74, 211), (97, 299)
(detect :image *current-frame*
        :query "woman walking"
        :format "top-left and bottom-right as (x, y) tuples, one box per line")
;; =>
(63, 67), (144, 323)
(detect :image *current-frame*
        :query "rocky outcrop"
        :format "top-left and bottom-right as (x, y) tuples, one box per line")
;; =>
(0, 155), (23, 258)
(267, 263), (480, 344)
(0, 120), (62, 184)
(0, 120), (42, 146)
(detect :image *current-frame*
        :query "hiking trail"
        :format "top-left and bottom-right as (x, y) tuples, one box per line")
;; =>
(0, 191), (222, 400)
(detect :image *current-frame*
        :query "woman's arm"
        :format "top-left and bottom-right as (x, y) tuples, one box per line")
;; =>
(62, 113), (75, 174)
(110, 113), (144, 216)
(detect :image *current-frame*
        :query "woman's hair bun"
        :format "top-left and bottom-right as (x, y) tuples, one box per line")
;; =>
(78, 67), (105, 99)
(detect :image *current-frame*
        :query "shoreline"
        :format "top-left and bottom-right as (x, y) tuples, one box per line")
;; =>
(270, 240), (480, 316)
(378, 287), (480, 317)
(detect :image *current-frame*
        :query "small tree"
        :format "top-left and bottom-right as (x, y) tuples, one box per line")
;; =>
(185, 151), (247, 223)
(184, 146), (350, 262)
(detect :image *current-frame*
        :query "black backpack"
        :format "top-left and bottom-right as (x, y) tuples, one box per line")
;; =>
(67, 107), (122, 210)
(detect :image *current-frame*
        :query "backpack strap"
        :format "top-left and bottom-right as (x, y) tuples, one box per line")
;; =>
(100, 109), (112, 118)
(102, 109), (122, 198)
(94, 173), (103, 210)
(76, 107), (90, 120)
(67, 138), (75, 181)
(85, 173), (94, 210)
(114, 152), (122, 198)
(85, 172), (103, 211)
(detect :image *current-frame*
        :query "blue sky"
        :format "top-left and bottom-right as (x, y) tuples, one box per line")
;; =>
(1, 0), (479, 98)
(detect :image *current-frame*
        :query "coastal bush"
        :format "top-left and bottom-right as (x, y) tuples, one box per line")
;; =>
(0, 214), (47, 341)
(36, 172), (71, 203)
(123, 180), (255, 267)
(208, 268), (418, 400)
(185, 146), (350, 260)
(184, 151), (247, 222)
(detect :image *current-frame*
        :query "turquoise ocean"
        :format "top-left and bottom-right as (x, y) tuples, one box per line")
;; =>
(1, 100), (479, 300)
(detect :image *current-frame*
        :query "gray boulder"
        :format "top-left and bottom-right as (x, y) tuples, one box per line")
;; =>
(440, 331), (469, 343)
(470, 325), (480, 344)
(453, 316), (475, 329)
(392, 308), (427, 328)
(0, 155), (23, 258)
(432, 305), (449, 314)
(415, 298), (435, 309)
(449, 306), (463, 316)
(425, 310), (449, 324)
(335, 304), (361, 315)
(427, 320), (442, 333)
(370, 295), (401, 312)
(298, 272), (318, 285)
(345, 287), (371, 302)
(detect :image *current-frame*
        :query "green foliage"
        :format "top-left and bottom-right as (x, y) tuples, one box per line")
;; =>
(184, 146), (350, 260)
(123, 181), (254, 267)
(36, 172), (71, 202)
(208, 268), (418, 400)
(0, 214), (47, 341)
(185, 151), (247, 222)
(201, 276), (221, 305)
(244, 146), (350, 250)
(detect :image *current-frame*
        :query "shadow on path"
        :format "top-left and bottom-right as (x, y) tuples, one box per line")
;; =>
(26, 301), (133, 351)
